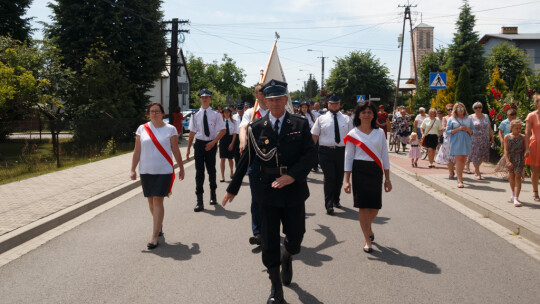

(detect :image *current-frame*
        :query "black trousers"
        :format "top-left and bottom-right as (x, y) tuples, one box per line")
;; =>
(318, 146), (345, 209)
(233, 138), (240, 165)
(260, 202), (305, 269)
(194, 140), (217, 196)
(313, 142), (319, 170)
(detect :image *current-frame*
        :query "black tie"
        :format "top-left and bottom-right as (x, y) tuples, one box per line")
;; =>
(273, 119), (280, 134)
(334, 113), (340, 144)
(203, 110), (210, 137)
(225, 119), (229, 135)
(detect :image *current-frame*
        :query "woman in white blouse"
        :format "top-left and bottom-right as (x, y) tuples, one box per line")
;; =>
(344, 101), (392, 253)
(131, 103), (185, 250)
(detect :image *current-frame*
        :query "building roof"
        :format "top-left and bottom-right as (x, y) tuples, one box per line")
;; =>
(479, 33), (540, 44)
(414, 23), (433, 29)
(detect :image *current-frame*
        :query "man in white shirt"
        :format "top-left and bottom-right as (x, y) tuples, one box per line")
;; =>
(232, 103), (244, 164)
(186, 89), (226, 212)
(312, 102), (322, 118)
(311, 93), (354, 215)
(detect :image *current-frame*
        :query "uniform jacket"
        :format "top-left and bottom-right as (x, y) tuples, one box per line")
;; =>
(227, 112), (316, 207)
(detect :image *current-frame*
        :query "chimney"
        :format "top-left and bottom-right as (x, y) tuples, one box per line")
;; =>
(501, 26), (518, 34)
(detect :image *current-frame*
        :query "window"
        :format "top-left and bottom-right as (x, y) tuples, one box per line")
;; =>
(426, 31), (431, 49)
(419, 31), (424, 49)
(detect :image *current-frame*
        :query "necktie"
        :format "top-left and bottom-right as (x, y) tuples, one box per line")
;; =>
(334, 113), (340, 144)
(225, 119), (229, 135)
(273, 119), (280, 134)
(203, 110), (210, 137)
(256, 110), (261, 118)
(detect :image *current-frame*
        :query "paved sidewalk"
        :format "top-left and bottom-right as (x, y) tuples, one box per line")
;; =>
(389, 150), (540, 246)
(0, 141), (190, 252)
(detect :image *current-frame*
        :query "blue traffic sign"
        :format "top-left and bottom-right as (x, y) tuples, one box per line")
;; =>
(429, 73), (447, 89)
(356, 95), (366, 103)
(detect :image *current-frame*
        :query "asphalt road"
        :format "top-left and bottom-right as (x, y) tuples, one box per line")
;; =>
(1, 163), (540, 303)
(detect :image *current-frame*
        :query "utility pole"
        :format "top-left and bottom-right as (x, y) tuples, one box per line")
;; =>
(393, 2), (418, 112)
(307, 49), (328, 94)
(164, 18), (189, 125)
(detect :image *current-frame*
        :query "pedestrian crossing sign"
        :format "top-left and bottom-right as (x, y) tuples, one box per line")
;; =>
(356, 95), (366, 103)
(429, 73), (447, 89)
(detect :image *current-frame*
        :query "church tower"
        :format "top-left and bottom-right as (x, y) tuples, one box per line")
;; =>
(411, 23), (434, 79)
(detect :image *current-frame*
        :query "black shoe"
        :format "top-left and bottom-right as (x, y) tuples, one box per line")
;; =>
(194, 203), (204, 212)
(369, 234), (374, 242)
(210, 192), (217, 205)
(249, 234), (262, 246)
(147, 242), (159, 250)
(267, 267), (284, 304)
(363, 247), (373, 253)
(159, 227), (163, 237)
(334, 202), (342, 208)
(209, 199), (217, 205)
(281, 250), (293, 286)
(326, 207), (334, 215)
(220, 179), (225, 183)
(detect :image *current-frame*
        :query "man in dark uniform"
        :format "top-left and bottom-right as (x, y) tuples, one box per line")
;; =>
(222, 80), (315, 304)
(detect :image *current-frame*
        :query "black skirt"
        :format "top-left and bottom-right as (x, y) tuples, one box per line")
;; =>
(140, 174), (172, 197)
(219, 134), (234, 159)
(351, 160), (383, 209)
(425, 134), (439, 149)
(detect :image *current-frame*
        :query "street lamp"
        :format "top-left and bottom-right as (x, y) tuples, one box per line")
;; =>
(307, 49), (328, 91)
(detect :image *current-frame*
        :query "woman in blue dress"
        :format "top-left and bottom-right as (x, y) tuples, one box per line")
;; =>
(446, 102), (474, 188)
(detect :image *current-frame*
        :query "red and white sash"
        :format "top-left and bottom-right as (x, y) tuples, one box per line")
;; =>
(144, 123), (175, 197)
(343, 134), (383, 171)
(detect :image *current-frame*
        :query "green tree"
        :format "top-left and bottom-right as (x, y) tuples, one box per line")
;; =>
(326, 50), (394, 110)
(0, 0), (33, 42)
(305, 76), (319, 99)
(0, 36), (63, 140)
(48, 0), (166, 114)
(445, 0), (487, 102)
(455, 65), (473, 110)
(186, 54), (246, 107)
(214, 54), (246, 97)
(415, 48), (447, 109)
(486, 42), (531, 88)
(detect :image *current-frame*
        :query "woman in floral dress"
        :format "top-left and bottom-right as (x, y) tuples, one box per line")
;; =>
(436, 104), (455, 179)
(466, 102), (495, 180)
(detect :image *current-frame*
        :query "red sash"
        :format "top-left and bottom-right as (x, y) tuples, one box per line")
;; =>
(144, 123), (175, 196)
(255, 110), (261, 119)
(343, 134), (383, 171)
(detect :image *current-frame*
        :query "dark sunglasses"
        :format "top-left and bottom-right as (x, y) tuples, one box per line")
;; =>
(473, 106), (482, 110)
(446, 108), (453, 111)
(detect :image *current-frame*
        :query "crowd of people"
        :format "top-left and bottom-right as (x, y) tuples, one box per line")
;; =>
(386, 94), (540, 207)
(129, 82), (539, 303)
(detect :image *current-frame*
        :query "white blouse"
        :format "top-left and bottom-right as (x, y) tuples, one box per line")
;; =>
(344, 128), (390, 171)
(136, 122), (178, 174)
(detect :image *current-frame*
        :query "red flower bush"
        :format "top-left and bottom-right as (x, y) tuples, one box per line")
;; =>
(503, 104), (510, 112)
(489, 109), (496, 118)
(498, 114), (502, 120)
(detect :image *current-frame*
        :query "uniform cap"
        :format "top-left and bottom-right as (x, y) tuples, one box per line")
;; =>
(198, 89), (212, 97)
(327, 93), (341, 103)
(262, 79), (288, 98)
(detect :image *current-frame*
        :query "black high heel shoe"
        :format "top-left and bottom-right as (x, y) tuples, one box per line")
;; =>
(363, 247), (373, 253)
(147, 241), (159, 250)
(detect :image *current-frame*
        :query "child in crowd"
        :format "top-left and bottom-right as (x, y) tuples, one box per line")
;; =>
(409, 132), (421, 167)
(505, 120), (529, 207)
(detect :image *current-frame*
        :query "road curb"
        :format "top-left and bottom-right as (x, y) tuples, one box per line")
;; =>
(0, 157), (194, 255)
(391, 163), (540, 247)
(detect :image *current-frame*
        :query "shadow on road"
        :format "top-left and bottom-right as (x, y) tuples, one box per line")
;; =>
(368, 243), (441, 274)
(334, 206), (390, 226)
(288, 282), (323, 304)
(204, 204), (246, 219)
(297, 224), (343, 267)
(142, 239), (201, 261)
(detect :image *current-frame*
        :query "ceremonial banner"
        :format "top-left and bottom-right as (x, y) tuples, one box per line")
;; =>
(252, 40), (293, 120)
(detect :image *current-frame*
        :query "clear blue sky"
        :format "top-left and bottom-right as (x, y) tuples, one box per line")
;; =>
(27, 0), (540, 92)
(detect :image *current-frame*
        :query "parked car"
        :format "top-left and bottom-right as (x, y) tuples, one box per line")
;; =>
(182, 110), (196, 133)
